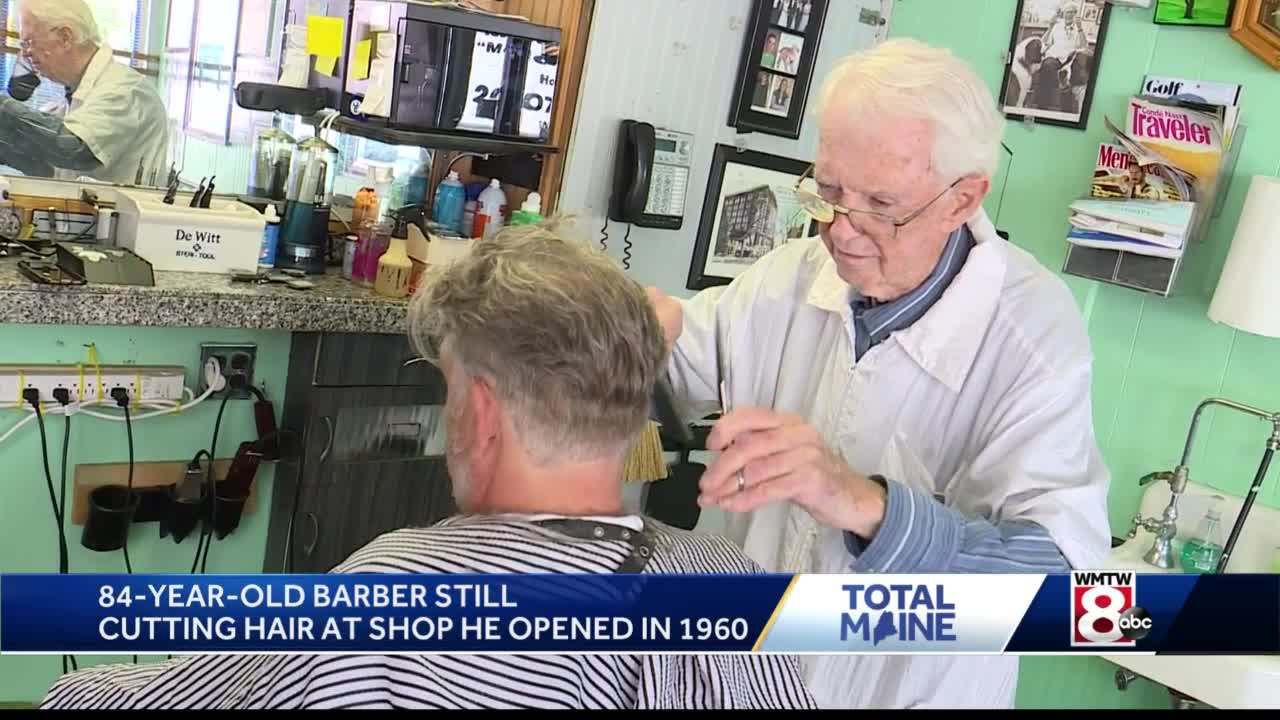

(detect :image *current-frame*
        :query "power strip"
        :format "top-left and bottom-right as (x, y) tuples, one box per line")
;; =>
(0, 364), (187, 406)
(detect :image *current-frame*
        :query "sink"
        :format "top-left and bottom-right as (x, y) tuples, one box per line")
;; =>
(1103, 481), (1280, 709)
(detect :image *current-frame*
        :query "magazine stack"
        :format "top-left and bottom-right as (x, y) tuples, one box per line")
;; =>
(1064, 76), (1242, 295)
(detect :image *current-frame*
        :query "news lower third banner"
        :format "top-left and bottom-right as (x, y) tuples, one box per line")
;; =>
(1, 572), (1276, 655)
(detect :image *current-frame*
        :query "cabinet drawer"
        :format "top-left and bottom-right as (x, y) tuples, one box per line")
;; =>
(313, 332), (445, 389)
(290, 459), (457, 573)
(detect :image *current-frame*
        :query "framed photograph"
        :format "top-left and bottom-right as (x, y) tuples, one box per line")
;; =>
(998, 0), (1113, 130)
(1230, 0), (1280, 68)
(728, 0), (830, 139)
(687, 145), (815, 291)
(1155, 0), (1237, 26)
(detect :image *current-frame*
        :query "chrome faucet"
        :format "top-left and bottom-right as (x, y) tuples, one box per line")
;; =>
(1128, 467), (1188, 570)
(1130, 398), (1280, 572)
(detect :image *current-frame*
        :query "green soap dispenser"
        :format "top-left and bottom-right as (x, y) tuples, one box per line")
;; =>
(1180, 495), (1226, 574)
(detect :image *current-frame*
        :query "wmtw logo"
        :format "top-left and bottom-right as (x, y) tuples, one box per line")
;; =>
(1070, 571), (1153, 647)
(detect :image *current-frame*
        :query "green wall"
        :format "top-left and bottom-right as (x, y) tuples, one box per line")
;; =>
(890, 0), (1280, 710)
(0, 325), (291, 703)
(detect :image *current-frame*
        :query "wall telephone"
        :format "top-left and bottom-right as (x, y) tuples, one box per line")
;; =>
(608, 120), (694, 230)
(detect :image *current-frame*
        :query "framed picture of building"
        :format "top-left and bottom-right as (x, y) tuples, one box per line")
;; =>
(687, 144), (814, 290)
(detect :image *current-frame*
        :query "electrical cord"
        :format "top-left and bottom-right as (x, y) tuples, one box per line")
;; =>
(24, 392), (66, 589)
(125, 402), (138, 666)
(56, 395), (72, 582)
(198, 392), (234, 574)
(111, 390), (135, 578)
(110, 388), (138, 666)
(0, 384), (216, 448)
(622, 223), (634, 270)
(53, 388), (78, 673)
(26, 390), (73, 674)
(78, 385), (214, 422)
(185, 450), (213, 576)
(599, 217), (609, 253)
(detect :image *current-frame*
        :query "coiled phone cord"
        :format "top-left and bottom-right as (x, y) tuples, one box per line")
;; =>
(622, 224), (633, 270)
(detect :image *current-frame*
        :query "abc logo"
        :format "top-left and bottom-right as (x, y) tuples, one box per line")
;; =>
(1118, 607), (1153, 641)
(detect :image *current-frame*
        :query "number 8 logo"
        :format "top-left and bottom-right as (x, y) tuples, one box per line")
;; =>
(1077, 586), (1126, 644)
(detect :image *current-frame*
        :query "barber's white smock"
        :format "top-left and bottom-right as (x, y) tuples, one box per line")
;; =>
(59, 46), (169, 185)
(669, 209), (1110, 709)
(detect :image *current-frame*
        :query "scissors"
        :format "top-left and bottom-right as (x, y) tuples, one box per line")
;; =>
(715, 316), (747, 495)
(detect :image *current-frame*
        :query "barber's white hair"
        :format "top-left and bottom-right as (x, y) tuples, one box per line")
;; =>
(815, 38), (1006, 181)
(17, 0), (101, 46)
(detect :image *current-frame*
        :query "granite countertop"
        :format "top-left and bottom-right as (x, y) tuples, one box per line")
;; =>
(0, 257), (410, 334)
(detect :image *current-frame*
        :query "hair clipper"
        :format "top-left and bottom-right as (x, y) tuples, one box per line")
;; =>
(651, 377), (694, 449)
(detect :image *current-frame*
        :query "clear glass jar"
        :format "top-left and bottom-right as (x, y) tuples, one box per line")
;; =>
(1180, 495), (1226, 574)
(288, 136), (339, 207)
(249, 122), (296, 201)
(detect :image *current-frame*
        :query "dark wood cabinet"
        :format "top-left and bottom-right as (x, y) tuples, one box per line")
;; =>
(263, 333), (457, 574)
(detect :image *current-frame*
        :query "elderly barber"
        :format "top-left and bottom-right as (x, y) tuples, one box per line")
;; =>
(651, 39), (1109, 709)
(1, 0), (168, 184)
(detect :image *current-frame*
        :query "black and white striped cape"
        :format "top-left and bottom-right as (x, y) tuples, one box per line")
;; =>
(41, 515), (818, 710)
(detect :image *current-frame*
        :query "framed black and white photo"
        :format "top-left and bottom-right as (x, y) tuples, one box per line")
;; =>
(687, 145), (815, 291)
(999, 0), (1113, 130)
(728, 0), (830, 139)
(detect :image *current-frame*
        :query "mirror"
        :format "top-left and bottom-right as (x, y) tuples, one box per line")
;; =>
(0, 0), (430, 200)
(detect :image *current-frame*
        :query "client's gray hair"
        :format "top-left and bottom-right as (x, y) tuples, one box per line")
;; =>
(408, 218), (666, 465)
(17, 0), (102, 47)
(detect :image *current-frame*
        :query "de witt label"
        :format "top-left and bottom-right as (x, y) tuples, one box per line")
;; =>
(175, 229), (221, 261)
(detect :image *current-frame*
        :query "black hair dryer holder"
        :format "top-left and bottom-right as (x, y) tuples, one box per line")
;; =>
(81, 486), (141, 552)
(81, 480), (256, 551)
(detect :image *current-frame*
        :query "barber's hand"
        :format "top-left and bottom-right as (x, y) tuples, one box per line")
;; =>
(698, 408), (888, 539)
(645, 286), (683, 349)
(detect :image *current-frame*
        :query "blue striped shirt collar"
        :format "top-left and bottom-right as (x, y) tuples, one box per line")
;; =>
(851, 226), (974, 359)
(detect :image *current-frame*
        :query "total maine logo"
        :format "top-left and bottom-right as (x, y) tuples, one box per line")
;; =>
(175, 228), (221, 262)
(840, 583), (956, 648)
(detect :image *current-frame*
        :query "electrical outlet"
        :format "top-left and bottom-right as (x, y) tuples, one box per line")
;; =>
(200, 343), (257, 400)
(0, 365), (187, 406)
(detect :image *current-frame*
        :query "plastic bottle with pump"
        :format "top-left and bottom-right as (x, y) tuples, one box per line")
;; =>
(1180, 495), (1226, 574)
(258, 204), (282, 269)
(511, 192), (544, 226)
(376, 212), (415, 299)
(473, 179), (508, 240)
(432, 171), (466, 235)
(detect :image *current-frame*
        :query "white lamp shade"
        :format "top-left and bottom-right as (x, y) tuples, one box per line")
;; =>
(1209, 175), (1280, 338)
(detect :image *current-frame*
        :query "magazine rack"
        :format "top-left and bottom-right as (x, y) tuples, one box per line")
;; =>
(1062, 124), (1248, 298)
(1063, 244), (1184, 297)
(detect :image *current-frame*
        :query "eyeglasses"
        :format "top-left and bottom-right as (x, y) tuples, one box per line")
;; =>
(19, 25), (63, 55)
(793, 163), (964, 240)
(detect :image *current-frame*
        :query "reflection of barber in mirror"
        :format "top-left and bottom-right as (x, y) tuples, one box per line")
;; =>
(0, 0), (169, 185)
